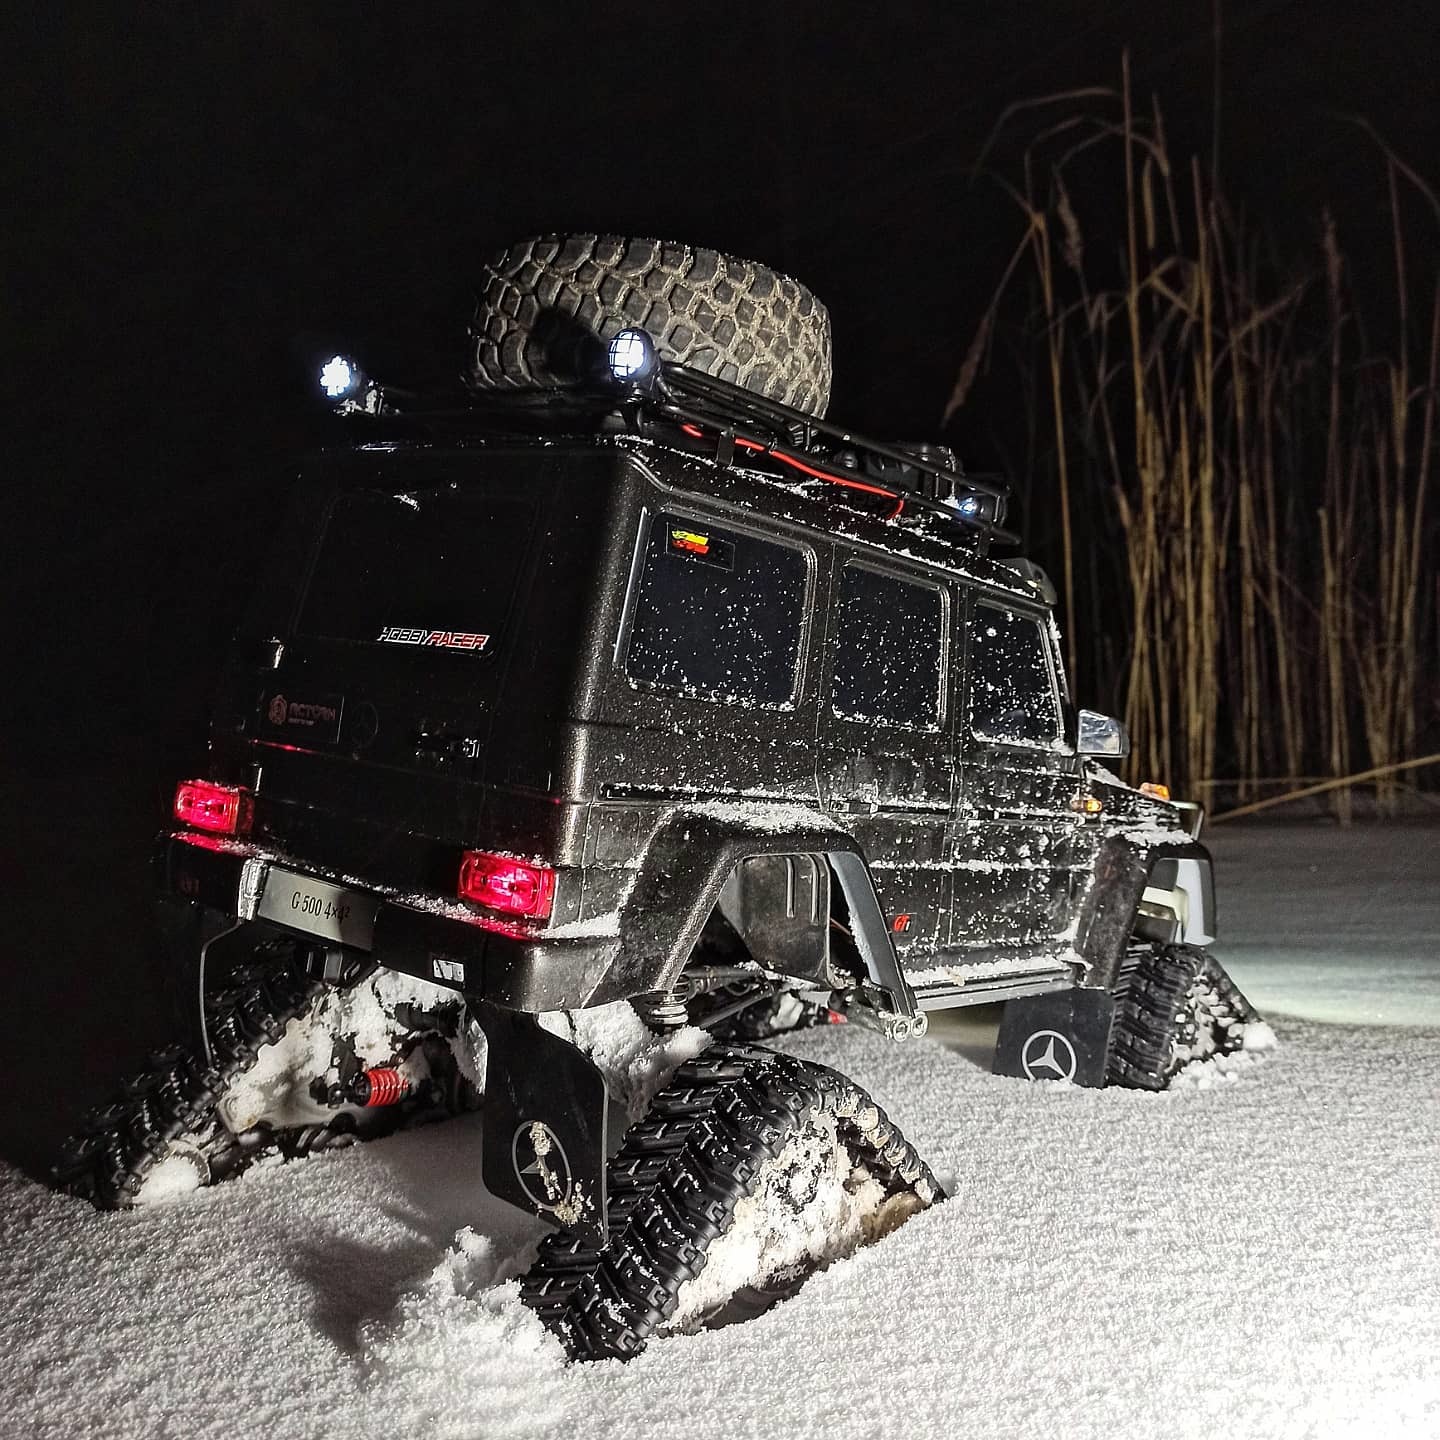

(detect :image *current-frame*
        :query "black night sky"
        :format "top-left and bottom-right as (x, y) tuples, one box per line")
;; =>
(3, 3), (1436, 1170)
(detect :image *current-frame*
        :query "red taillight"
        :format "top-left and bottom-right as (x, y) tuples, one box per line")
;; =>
(458, 851), (556, 921)
(173, 779), (253, 836)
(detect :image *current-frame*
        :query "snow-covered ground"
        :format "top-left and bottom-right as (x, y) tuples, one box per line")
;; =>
(3, 823), (1437, 1439)
(1214, 822), (1440, 1026)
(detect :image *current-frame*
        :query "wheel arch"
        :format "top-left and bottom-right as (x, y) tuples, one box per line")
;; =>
(588, 808), (915, 1016)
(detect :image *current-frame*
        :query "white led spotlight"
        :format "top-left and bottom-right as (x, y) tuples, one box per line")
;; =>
(319, 354), (362, 400)
(607, 328), (658, 384)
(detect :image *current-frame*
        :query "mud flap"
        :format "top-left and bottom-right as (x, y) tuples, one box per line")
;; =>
(993, 990), (1115, 1088)
(472, 1007), (611, 1247)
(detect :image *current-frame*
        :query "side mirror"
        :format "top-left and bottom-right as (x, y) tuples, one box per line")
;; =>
(1076, 708), (1130, 758)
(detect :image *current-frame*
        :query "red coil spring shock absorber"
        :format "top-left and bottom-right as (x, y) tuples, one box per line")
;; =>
(349, 1066), (410, 1107)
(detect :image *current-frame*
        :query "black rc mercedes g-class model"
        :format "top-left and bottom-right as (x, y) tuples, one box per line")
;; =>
(56, 236), (1264, 1360)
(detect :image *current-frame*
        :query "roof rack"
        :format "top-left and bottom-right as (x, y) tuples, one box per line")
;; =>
(647, 360), (1016, 547)
(316, 332), (1018, 550)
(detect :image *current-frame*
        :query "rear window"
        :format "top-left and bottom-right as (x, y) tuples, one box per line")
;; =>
(968, 602), (1061, 745)
(299, 487), (534, 652)
(831, 565), (945, 729)
(624, 512), (808, 707)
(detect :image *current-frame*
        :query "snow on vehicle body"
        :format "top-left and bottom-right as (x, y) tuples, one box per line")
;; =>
(163, 433), (1208, 1024)
(61, 235), (1262, 1359)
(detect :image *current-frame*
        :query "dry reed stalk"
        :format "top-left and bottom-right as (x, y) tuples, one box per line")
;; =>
(949, 63), (1437, 815)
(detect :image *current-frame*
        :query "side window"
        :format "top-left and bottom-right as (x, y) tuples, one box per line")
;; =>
(624, 512), (808, 707)
(831, 564), (945, 729)
(968, 602), (1062, 746)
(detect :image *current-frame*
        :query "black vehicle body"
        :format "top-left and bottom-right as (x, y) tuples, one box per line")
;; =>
(61, 242), (1257, 1356)
(159, 432), (1212, 1052)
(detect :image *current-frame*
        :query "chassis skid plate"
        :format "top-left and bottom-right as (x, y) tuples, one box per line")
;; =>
(474, 1008), (611, 1246)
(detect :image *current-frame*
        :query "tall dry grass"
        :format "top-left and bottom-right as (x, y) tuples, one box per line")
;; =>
(947, 58), (1439, 817)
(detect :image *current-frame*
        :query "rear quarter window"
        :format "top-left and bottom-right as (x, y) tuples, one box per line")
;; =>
(623, 513), (809, 707)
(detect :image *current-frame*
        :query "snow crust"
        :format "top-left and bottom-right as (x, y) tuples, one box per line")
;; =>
(4, 824), (1439, 1438)
(681, 798), (839, 835)
(217, 969), (459, 1135)
(541, 1001), (710, 1121)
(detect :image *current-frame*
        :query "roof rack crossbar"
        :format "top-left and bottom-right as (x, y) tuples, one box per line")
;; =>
(652, 394), (1019, 546)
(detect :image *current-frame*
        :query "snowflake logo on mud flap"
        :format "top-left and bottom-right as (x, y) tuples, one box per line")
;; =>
(268, 694), (288, 726)
(513, 1120), (586, 1225)
(1021, 1029), (1078, 1082)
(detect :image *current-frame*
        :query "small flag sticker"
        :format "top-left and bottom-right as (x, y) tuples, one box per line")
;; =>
(670, 528), (711, 556)
(665, 524), (735, 570)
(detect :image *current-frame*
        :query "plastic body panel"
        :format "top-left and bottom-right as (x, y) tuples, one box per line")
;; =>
(165, 433), (1201, 1013)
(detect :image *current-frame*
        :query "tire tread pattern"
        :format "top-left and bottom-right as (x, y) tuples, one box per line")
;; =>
(52, 955), (463, 1208)
(53, 955), (324, 1207)
(466, 234), (833, 416)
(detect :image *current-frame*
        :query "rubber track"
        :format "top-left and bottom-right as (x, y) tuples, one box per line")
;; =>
(1107, 944), (1258, 1091)
(55, 957), (364, 1209)
(519, 1043), (942, 1361)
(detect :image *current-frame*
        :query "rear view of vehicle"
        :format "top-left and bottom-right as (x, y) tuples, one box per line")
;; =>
(58, 444), (630, 1206)
(53, 233), (1263, 1363)
(214, 444), (610, 888)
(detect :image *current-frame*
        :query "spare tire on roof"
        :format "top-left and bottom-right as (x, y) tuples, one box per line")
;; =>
(466, 234), (832, 417)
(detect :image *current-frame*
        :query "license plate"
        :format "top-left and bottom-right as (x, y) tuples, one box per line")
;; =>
(256, 868), (377, 949)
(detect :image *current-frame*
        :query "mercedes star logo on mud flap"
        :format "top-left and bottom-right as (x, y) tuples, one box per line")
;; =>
(512, 1120), (574, 1213)
(1021, 1029), (1079, 1082)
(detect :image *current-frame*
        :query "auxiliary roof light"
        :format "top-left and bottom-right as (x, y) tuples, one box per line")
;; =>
(319, 354), (363, 400)
(607, 328), (658, 385)
(954, 494), (983, 521)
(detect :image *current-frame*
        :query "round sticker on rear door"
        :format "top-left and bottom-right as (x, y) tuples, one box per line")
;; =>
(260, 690), (344, 743)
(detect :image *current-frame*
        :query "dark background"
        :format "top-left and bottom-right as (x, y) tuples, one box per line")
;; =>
(4, 2), (1434, 1175)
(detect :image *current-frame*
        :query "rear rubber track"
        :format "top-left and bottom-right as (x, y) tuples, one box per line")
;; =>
(520, 1042), (942, 1361)
(53, 952), (453, 1208)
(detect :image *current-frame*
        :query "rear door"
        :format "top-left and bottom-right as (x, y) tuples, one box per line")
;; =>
(949, 595), (1080, 948)
(816, 559), (954, 962)
(223, 450), (607, 846)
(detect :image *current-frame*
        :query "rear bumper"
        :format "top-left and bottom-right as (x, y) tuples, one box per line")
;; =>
(157, 831), (615, 1011)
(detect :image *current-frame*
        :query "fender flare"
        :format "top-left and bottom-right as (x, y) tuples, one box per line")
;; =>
(588, 805), (917, 1017)
(1071, 836), (1216, 991)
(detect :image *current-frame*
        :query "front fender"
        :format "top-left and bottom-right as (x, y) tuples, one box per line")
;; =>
(1071, 836), (1216, 990)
